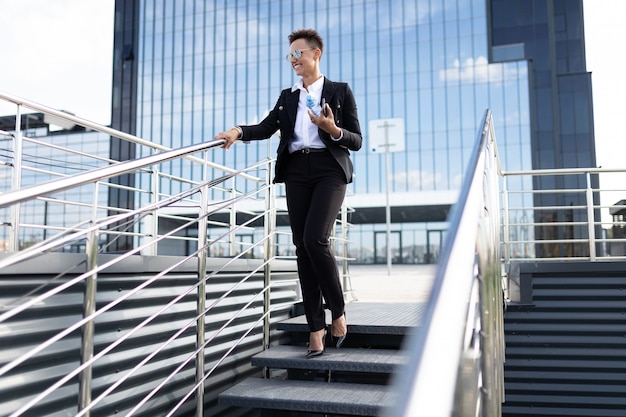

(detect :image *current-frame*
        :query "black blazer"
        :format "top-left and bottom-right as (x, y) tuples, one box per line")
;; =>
(239, 77), (362, 184)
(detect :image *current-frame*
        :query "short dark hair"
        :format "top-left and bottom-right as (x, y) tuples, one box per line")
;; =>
(288, 28), (324, 54)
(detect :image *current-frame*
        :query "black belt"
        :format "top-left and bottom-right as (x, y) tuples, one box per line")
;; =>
(293, 148), (327, 154)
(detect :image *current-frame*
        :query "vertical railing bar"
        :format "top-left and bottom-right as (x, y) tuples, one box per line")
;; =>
(263, 158), (275, 356)
(9, 104), (23, 252)
(148, 168), (160, 256)
(501, 176), (510, 264)
(78, 182), (100, 416)
(341, 202), (350, 293)
(195, 152), (210, 417)
(586, 172), (596, 260)
(229, 177), (236, 256)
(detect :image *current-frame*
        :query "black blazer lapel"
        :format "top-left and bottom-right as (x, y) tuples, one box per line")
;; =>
(286, 89), (300, 128)
(321, 78), (337, 107)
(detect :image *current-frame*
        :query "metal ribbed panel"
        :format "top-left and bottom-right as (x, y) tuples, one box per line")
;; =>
(0, 253), (298, 417)
(503, 262), (626, 417)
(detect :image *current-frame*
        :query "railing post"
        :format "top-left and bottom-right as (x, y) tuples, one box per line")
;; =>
(78, 183), (100, 416)
(229, 177), (237, 256)
(501, 176), (510, 263)
(9, 104), (23, 252)
(147, 168), (160, 256)
(586, 172), (596, 260)
(195, 152), (210, 417)
(341, 202), (350, 293)
(263, 159), (276, 353)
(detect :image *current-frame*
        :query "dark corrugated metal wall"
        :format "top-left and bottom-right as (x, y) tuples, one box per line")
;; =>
(503, 262), (626, 417)
(0, 253), (298, 417)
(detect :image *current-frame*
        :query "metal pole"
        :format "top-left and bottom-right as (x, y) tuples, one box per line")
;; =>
(195, 152), (210, 416)
(341, 202), (350, 293)
(229, 177), (236, 256)
(585, 172), (596, 260)
(384, 122), (392, 275)
(78, 183), (100, 416)
(263, 158), (275, 354)
(501, 176), (510, 263)
(148, 168), (160, 256)
(9, 104), (23, 252)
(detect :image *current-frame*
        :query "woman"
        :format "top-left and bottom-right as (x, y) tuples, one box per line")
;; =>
(215, 28), (362, 358)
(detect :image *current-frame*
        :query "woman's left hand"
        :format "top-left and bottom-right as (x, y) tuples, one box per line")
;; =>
(309, 103), (342, 139)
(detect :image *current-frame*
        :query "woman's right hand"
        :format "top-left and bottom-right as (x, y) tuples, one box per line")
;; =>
(214, 128), (240, 150)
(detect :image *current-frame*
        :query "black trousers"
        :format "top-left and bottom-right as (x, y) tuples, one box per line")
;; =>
(284, 150), (347, 332)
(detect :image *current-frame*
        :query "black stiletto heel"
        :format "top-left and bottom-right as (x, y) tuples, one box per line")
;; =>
(306, 330), (327, 359)
(332, 313), (347, 349)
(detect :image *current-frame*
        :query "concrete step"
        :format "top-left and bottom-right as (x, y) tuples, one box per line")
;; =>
(219, 377), (394, 416)
(252, 345), (405, 374)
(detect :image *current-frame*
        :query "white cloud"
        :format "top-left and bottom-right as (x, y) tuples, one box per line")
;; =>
(439, 56), (526, 84)
(0, 0), (114, 124)
(392, 169), (441, 190)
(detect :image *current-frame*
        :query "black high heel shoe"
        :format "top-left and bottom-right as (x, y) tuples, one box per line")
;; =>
(306, 329), (327, 359)
(332, 313), (347, 349)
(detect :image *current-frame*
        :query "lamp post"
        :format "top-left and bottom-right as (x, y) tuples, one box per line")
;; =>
(369, 118), (405, 275)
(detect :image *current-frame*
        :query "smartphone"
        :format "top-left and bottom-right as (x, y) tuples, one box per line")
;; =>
(321, 98), (328, 117)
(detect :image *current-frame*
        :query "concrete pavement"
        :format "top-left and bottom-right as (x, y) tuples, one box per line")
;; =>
(344, 263), (437, 303)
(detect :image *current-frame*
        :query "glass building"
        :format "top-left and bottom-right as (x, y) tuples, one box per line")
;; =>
(0, 114), (111, 251)
(489, 0), (596, 258)
(109, 0), (593, 263)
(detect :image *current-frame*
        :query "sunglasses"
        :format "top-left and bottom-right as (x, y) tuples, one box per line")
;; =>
(285, 48), (315, 62)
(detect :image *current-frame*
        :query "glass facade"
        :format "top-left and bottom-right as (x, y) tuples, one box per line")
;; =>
(118, 0), (535, 263)
(489, 0), (597, 257)
(0, 125), (111, 251)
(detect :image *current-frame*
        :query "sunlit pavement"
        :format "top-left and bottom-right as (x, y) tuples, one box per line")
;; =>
(346, 263), (437, 303)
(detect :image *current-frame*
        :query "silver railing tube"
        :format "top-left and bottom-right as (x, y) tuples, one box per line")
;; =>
(195, 152), (210, 417)
(229, 178), (237, 256)
(263, 158), (276, 352)
(77, 183), (100, 416)
(478, 120), (505, 415)
(501, 166), (626, 262)
(387, 109), (504, 417)
(0, 91), (303, 417)
(0, 140), (226, 210)
(9, 104), (23, 252)
(147, 167), (160, 256)
(586, 172), (597, 260)
(501, 176), (510, 263)
(0, 91), (257, 181)
(341, 202), (350, 292)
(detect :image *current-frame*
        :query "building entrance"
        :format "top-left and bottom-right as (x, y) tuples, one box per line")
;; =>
(425, 229), (445, 264)
(374, 231), (402, 264)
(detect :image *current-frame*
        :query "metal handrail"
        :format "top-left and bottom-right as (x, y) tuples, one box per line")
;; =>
(0, 91), (354, 417)
(501, 167), (626, 262)
(0, 140), (227, 208)
(388, 109), (505, 417)
(0, 177), (280, 417)
(0, 91), (251, 177)
(0, 90), (260, 254)
(504, 167), (626, 176)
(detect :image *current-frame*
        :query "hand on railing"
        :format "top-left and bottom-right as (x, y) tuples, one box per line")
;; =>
(214, 127), (241, 150)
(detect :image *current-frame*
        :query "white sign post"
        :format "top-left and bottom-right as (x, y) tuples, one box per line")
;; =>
(368, 118), (405, 275)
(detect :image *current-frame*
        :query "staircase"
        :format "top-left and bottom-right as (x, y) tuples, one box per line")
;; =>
(219, 302), (425, 416)
(503, 262), (626, 417)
